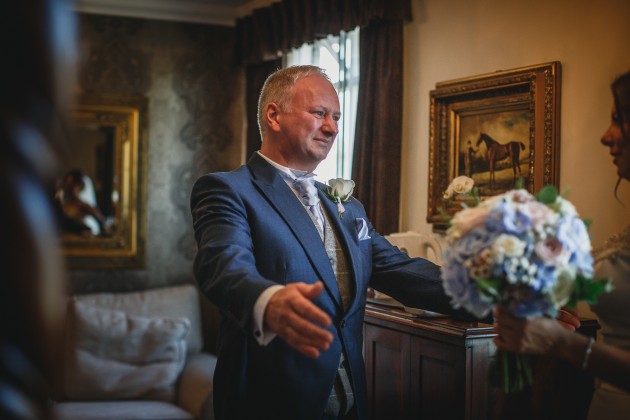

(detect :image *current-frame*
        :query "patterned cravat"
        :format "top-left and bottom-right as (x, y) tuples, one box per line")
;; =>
(292, 174), (323, 229)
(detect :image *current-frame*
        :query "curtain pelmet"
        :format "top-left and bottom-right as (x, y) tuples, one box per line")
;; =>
(235, 0), (411, 65)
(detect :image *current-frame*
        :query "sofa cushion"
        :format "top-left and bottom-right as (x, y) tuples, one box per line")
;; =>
(73, 284), (203, 354)
(53, 401), (194, 420)
(64, 300), (189, 402)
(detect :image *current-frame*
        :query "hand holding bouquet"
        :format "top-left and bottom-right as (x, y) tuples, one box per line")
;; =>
(440, 181), (611, 393)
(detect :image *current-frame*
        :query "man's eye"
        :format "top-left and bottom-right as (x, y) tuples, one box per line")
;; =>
(313, 111), (325, 118)
(333, 115), (341, 122)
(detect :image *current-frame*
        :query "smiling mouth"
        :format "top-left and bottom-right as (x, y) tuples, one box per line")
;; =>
(314, 137), (331, 145)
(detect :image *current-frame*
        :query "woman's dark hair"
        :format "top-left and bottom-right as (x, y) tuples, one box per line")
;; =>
(611, 71), (630, 198)
(612, 70), (630, 141)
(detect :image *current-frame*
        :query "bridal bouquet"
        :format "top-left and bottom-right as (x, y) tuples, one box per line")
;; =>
(440, 180), (611, 393)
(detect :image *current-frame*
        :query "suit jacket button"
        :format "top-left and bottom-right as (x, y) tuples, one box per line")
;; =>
(340, 320), (346, 328)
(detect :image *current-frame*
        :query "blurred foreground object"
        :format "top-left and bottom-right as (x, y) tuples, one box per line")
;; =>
(0, 0), (77, 418)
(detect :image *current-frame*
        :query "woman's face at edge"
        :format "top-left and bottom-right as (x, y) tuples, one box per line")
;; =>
(601, 99), (630, 181)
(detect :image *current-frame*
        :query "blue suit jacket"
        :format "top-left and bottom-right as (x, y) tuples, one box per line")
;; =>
(191, 153), (455, 420)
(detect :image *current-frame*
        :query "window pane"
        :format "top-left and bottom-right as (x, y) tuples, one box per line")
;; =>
(285, 27), (360, 183)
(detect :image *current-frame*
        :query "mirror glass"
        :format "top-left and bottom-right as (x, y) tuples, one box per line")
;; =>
(56, 95), (147, 268)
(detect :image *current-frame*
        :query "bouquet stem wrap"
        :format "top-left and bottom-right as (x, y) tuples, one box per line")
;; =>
(490, 342), (535, 393)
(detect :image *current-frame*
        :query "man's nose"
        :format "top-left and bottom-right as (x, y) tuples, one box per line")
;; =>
(322, 115), (339, 136)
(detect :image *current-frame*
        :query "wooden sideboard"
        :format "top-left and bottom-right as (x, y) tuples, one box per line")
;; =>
(363, 303), (598, 420)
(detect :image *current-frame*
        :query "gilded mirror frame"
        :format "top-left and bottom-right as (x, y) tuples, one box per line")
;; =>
(58, 94), (147, 269)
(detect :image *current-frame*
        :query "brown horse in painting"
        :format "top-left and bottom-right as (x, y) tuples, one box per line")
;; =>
(476, 132), (525, 190)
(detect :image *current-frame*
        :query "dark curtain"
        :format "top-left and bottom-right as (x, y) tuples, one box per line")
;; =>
(351, 20), (405, 235)
(236, 0), (412, 233)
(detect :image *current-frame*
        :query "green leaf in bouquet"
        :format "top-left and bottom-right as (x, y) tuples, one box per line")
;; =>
(514, 177), (525, 189)
(582, 218), (593, 230)
(566, 275), (613, 309)
(474, 277), (502, 299)
(536, 185), (559, 205)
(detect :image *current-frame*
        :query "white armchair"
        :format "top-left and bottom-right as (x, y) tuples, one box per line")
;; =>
(53, 284), (216, 420)
(384, 230), (444, 264)
(376, 231), (446, 316)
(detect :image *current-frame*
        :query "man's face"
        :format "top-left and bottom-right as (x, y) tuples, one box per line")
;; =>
(274, 75), (341, 172)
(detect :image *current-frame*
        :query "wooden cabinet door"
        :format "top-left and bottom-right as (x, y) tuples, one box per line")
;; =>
(365, 323), (412, 420)
(409, 336), (465, 419)
(365, 324), (465, 420)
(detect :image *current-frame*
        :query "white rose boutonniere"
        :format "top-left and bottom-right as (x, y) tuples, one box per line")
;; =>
(325, 178), (355, 218)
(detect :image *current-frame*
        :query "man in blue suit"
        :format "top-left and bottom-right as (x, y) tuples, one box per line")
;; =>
(191, 65), (459, 419)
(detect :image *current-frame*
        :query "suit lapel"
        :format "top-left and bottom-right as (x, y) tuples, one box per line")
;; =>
(247, 155), (342, 308)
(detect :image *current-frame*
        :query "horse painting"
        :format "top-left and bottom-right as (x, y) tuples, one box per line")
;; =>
(476, 132), (525, 190)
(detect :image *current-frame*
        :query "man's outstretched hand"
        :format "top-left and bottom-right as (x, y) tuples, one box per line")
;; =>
(264, 281), (333, 358)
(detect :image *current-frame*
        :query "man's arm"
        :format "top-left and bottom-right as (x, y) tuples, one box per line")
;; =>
(191, 173), (332, 357)
(365, 225), (457, 315)
(191, 173), (274, 331)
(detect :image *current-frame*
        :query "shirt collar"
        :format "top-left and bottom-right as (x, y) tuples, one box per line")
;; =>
(257, 151), (317, 181)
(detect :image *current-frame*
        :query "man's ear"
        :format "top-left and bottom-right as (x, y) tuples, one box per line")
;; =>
(264, 102), (282, 133)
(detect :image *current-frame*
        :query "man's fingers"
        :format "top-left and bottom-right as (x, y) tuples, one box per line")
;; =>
(293, 343), (322, 359)
(290, 294), (331, 328)
(264, 281), (334, 356)
(298, 280), (324, 298)
(295, 281), (331, 325)
(280, 323), (331, 356)
(284, 281), (332, 327)
(279, 309), (333, 346)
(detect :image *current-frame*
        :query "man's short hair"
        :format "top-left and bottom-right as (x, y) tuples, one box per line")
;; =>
(257, 65), (331, 138)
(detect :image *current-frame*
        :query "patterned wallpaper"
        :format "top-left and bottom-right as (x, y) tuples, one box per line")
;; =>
(69, 14), (244, 298)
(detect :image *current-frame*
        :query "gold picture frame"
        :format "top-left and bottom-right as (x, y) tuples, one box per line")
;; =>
(427, 62), (561, 231)
(57, 94), (148, 268)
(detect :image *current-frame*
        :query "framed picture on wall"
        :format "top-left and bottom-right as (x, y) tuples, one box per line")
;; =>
(426, 61), (561, 232)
